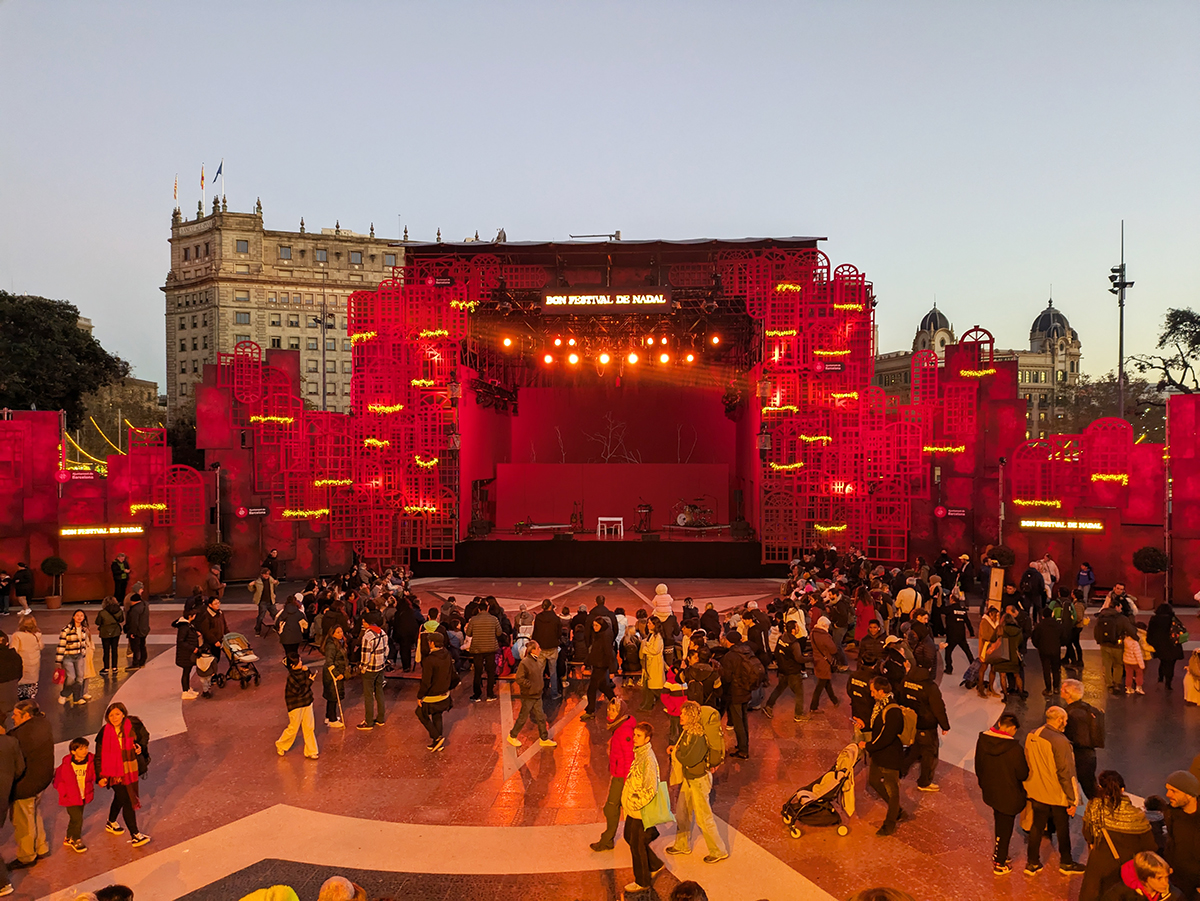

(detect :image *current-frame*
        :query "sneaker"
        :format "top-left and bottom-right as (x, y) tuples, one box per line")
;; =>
(918, 783), (941, 792)
(304, 754), (319, 760)
(590, 840), (614, 852)
(486, 696), (498, 702)
(70, 839), (87, 853)
(1059, 862), (1085, 875)
(105, 821), (125, 835)
(624, 883), (649, 893)
(356, 722), (374, 731)
(427, 740), (438, 751)
(73, 699), (88, 706)
(0, 883), (12, 895)
(762, 706), (774, 719)
(993, 862), (1012, 875)
(1024, 862), (1043, 875)
(376, 720), (386, 726)
(538, 738), (557, 747)
(99, 668), (110, 675)
(506, 735), (522, 747)
(130, 833), (151, 847)
(1134, 687), (1145, 695)
(58, 696), (68, 705)
(650, 864), (665, 878)
(81, 693), (92, 700)
(277, 748), (286, 756)
(181, 690), (199, 700)
(665, 845), (690, 855)
(703, 852), (729, 863)
(327, 720), (344, 729)
(6, 859), (34, 871)
(432, 737), (446, 752)
(470, 696), (482, 703)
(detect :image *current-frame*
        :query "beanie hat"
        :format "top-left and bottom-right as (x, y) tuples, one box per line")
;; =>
(655, 584), (669, 596)
(1167, 770), (1200, 797)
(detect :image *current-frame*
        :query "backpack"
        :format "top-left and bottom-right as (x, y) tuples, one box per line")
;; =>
(1019, 569), (1042, 596)
(1082, 702), (1106, 749)
(1095, 613), (1121, 647)
(732, 650), (765, 693)
(884, 703), (918, 746)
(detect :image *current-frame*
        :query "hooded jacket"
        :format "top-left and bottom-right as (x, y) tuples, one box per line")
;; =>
(606, 702), (636, 778)
(1100, 858), (1182, 901)
(974, 727), (1029, 815)
(901, 666), (949, 731)
(513, 651), (546, 699)
(810, 627), (838, 680)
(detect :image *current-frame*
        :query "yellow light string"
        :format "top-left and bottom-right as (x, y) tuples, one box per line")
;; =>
(765, 329), (797, 337)
(798, 435), (833, 443)
(1091, 473), (1129, 485)
(768, 461), (805, 471)
(413, 455), (439, 469)
(814, 524), (848, 533)
(404, 504), (438, 515)
(313, 479), (353, 487)
(1012, 499), (1062, 508)
(923, 444), (966, 453)
(774, 283), (804, 293)
(282, 508), (331, 519)
(249, 414), (295, 425)
(959, 368), (997, 378)
(762, 405), (799, 414)
(90, 417), (126, 455)
(418, 328), (450, 339)
(363, 438), (390, 448)
(449, 299), (477, 311)
(350, 331), (378, 345)
(64, 432), (108, 465)
(831, 392), (859, 400)
(410, 379), (435, 387)
(814, 349), (851, 357)
(367, 403), (405, 414)
(833, 303), (864, 311)
(129, 503), (167, 513)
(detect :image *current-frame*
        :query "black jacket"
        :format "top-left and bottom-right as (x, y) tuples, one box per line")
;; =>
(196, 607), (228, 648)
(847, 668), (874, 724)
(0, 648), (21, 684)
(418, 647), (455, 699)
(586, 626), (616, 670)
(11, 714), (54, 799)
(700, 609), (721, 636)
(1147, 609), (1185, 663)
(0, 734), (23, 824)
(866, 702), (906, 770)
(172, 617), (200, 668)
(12, 568), (32, 597)
(532, 610), (564, 650)
(1032, 614), (1063, 657)
(944, 603), (974, 639)
(974, 729), (1029, 815)
(284, 664), (314, 711)
(858, 634), (885, 667)
(1065, 699), (1104, 751)
(720, 643), (759, 704)
(774, 633), (805, 676)
(125, 599), (150, 638)
(587, 604), (618, 640)
(901, 667), (949, 731)
(684, 662), (718, 705)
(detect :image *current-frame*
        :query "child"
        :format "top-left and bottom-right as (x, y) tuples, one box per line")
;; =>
(276, 655), (319, 759)
(53, 737), (95, 852)
(1123, 627), (1146, 695)
(660, 664), (687, 743)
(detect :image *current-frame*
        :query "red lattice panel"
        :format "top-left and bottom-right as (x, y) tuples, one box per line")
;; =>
(911, 351), (940, 407)
(1012, 441), (1054, 502)
(943, 384), (978, 437)
(128, 427), (166, 450)
(1084, 418), (1133, 478)
(152, 465), (205, 527)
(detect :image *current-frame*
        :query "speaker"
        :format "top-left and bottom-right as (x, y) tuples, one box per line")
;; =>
(640, 533), (661, 542)
(731, 521), (753, 539)
(552, 533), (574, 542)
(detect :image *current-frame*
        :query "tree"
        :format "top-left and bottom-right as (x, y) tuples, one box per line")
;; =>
(1132, 545), (1168, 599)
(1059, 372), (1166, 443)
(1130, 307), (1200, 394)
(0, 292), (129, 428)
(165, 404), (205, 470)
(74, 376), (166, 463)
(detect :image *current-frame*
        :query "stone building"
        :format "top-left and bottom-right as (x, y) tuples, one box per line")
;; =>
(874, 299), (1082, 439)
(161, 198), (401, 423)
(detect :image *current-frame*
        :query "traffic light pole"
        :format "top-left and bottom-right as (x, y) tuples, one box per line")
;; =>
(1110, 221), (1134, 420)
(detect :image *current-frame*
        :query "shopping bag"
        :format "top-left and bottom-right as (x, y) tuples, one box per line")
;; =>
(640, 781), (676, 828)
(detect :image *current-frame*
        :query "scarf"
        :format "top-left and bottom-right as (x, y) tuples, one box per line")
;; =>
(100, 718), (141, 808)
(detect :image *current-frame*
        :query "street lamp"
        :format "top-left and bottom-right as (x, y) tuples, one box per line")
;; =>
(1108, 220), (1134, 419)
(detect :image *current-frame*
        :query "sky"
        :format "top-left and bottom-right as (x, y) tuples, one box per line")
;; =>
(1, 1), (1196, 390)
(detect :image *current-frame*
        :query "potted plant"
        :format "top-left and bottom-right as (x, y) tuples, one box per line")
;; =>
(1132, 545), (1168, 601)
(204, 542), (233, 575)
(40, 556), (68, 609)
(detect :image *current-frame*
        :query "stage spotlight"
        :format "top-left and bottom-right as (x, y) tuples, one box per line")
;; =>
(502, 337), (513, 348)
(568, 353), (580, 365)
(659, 352), (670, 364)
(711, 335), (721, 345)
(567, 337), (577, 347)
(543, 354), (554, 364)
(646, 336), (655, 344)
(685, 353), (695, 363)
(628, 352), (639, 364)
(660, 336), (668, 344)
(599, 352), (611, 365)
(554, 337), (563, 347)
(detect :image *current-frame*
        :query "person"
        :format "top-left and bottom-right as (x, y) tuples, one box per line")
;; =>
(507, 640), (555, 749)
(1124, 626), (1147, 695)
(261, 548), (281, 579)
(901, 663), (949, 792)
(858, 619), (885, 669)
(53, 737), (95, 853)
(10, 699), (53, 870)
(1023, 706), (1084, 875)
(466, 602), (501, 702)
(765, 620), (806, 721)
(1060, 680), (1104, 802)
(94, 702), (150, 847)
(974, 712), (1028, 875)
(993, 606), (1026, 699)
(110, 554), (131, 603)
(1063, 588), (1087, 669)
(1079, 770), (1156, 901)
(639, 617), (665, 712)
(977, 603), (1003, 697)
(1163, 769), (1200, 899)
(277, 596), (307, 660)
(0, 718), (22, 894)
(0, 635), (20, 726)
(321, 625), (347, 728)
(621, 721), (665, 893)
(12, 563), (33, 617)
(582, 620), (617, 719)
(700, 603), (720, 638)
(55, 610), (92, 707)
(665, 701), (728, 863)
(357, 608), (388, 730)
(1187, 649), (1200, 707)
(532, 599), (564, 698)
(809, 616), (840, 712)
(683, 645), (718, 707)
(669, 882), (709, 901)
(942, 591), (974, 675)
(205, 564), (226, 600)
(1096, 592), (1136, 695)
(0, 569), (9, 618)
(194, 597), (228, 698)
(861, 676), (906, 835)
(124, 587), (149, 670)
(10, 617), (41, 705)
(1032, 608), (1064, 696)
(251, 567), (279, 638)
(276, 655), (318, 759)
(1101, 851), (1184, 901)
(95, 597), (124, 675)
(591, 697), (636, 852)
(415, 631), (455, 752)
(1078, 562), (1096, 605)
(719, 631), (760, 759)
(169, 608), (200, 701)
(1147, 605), (1185, 691)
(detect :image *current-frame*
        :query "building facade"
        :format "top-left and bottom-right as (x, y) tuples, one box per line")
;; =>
(162, 198), (402, 423)
(874, 299), (1081, 439)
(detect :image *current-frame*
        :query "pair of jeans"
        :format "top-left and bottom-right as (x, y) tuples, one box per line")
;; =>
(510, 696), (548, 740)
(670, 772), (726, 856)
(1027, 800), (1074, 866)
(417, 698), (452, 742)
(809, 678), (838, 711)
(471, 652), (497, 699)
(107, 783), (138, 834)
(767, 673), (805, 717)
(1040, 653), (1062, 693)
(11, 793), (48, 862)
(944, 636), (973, 671)
(868, 763), (900, 827)
(728, 702), (749, 755)
(276, 704), (318, 756)
(541, 647), (561, 696)
(992, 810), (1016, 864)
(597, 776), (625, 845)
(60, 655), (86, 702)
(101, 636), (121, 670)
(902, 728), (940, 787)
(1100, 644), (1124, 690)
(362, 670), (386, 725)
(255, 602), (276, 635)
(128, 635), (147, 668)
(586, 667), (615, 714)
(623, 816), (662, 887)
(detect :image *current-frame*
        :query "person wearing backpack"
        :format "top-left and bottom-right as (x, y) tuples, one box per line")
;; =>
(764, 621), (806, 721)
(1095, 599), (1136, 695)
(719, 631), (760, 759)
(1062, 678), (1104, 800)
(665, 701), (728, 863)
(901, 665), (950, 792)
(859, 675), (914, 835)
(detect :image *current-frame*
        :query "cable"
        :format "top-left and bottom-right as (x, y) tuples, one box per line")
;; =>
(90, 417), (125, 454)
(63, 431), (109, 465)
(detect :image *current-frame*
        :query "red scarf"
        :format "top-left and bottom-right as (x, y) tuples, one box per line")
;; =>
(100, 718), (140, 809)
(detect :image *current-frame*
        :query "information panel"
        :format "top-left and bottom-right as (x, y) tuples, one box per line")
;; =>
(539, 289), (671, 315)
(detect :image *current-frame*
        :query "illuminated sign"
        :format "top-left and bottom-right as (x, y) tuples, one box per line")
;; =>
(60, 525), (145, 538)
(1018, 518), (1105, 533)
(540, 289), (672, 315)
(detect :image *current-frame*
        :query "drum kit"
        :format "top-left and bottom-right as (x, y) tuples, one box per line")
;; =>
(672, 497), (714, 527)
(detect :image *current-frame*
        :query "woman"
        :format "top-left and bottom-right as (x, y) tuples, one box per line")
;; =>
(322, 625), (347, 727)
(172, 608), (200, 699)
(1184, 648), (1200, 707)
(1080, 770), (1156, 901)
(928, 575), (944, 637)
(10, 616), (43, 701)
(96, 596), (125, 675)
(55, 610), (92, 706)
(853, 587), (878, 643)
(277, 595), (307, 660)
(1147, 604), (1185, 691)
(621, 721), (665, 893)
(94, 702), (150, 846)
(1078, 562), (1097, 605)
(639, 618), (665, 712)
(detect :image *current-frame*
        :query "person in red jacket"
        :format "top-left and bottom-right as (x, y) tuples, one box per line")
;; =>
(53, 737), (95, 852)
(590, 697), (636, 852)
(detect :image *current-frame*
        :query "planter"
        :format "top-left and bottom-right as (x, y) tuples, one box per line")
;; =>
(44, 595), (63, 610)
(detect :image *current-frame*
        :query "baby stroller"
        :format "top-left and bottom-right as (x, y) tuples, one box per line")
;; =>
(213, 632), (262, 690)
(781, 742), (861, 838)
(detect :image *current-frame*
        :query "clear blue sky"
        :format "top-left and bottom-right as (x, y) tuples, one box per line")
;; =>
(1, 1), (1196, 389)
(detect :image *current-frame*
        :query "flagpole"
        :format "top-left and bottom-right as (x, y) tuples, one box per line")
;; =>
(201, 163), (205, 212)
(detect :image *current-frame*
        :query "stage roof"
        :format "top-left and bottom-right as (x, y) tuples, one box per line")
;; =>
(395, 236), (825, 252)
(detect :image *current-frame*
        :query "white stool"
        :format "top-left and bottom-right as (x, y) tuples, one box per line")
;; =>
(597, 517), (624, 540)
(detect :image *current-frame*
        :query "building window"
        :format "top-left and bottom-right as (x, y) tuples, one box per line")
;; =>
(306, 383), (318, 395)
(202, 335), (208, 349)
(279, 246), (292, 260)
(350, 251), (362, 265)
(307, 316), (318, 328)
(343, 340), (352, 351)
(270, 336), (282, 349)
(204, 242), (210, 256)
(306, 360), (319, 372)
(326, 338), (336, 351)
(235, 264), (250, 274)
(288, 337), (300, 350)
(325, 360), (337, 373)
(180, 360), (187, 373)
(280, 293), (289, 304)
(191, 315), (198, 328)
(235, 290), (249, 304)
(268, 294), (276, 303)
(384, 253), (396, 267)
(1039, 430), (1047, 439)
(182, 247), (190, 261)
(192, 360), (199, 373)
(180, 383), (187, 396)
(270, 313), (281, 327)
(234, 311), (251, 325)
(287, 315), (300, 328)
(343, 383), (351, 395)
(342, 361), (352, 373)
(307, 338), (319, 350)
(179, 318), (186, 330)
(315, 249), (327, 262)
(305, 294), (314, 305)
(194, 245), (200, 259)
(236, 239), (249, 253)
(1057, 370), (1066, 383)
(202, 313), (207, 326)
(192, 338), (198, 350)
(325, 382), (337, 396)
(234, 334), (250, 344)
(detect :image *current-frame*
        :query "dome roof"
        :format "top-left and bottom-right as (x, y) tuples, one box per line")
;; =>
(919, 305), (950, 333)
(1030, 300), (1071, 339)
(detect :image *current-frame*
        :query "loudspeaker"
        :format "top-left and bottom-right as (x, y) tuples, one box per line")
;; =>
(731, 521), (753, 539)
(640, 533), (661, 542)
(552, 533), (574, 542)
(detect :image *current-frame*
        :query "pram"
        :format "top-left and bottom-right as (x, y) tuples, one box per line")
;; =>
(212, 632), (262, 690)
(780, 742), (861, 838)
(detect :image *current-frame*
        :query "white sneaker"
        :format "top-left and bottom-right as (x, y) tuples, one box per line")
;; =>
(81, 694), (92, 700)
(181, 690), (199, 700)
(20, 609), (31, 616)
(58, 696), (68, 705)
(327, 720), (344, 729)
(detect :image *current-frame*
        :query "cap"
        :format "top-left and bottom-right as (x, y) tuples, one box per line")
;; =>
(884, 635), (901, 645)
(1167, 770), (1200, 797)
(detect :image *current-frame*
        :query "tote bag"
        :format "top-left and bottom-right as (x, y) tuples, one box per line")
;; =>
(640, 781), (676, 829)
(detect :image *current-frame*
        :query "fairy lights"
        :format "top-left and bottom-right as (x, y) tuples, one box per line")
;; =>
(313, 479), (353, 488)
(363, 438), (390, 448)
(766, 329), (797, 337)
(774, 283), (804, 293)
(367, 403), (405, 414)
(813, 349), (851, 357)
(410, 379), (435, 387)
(249, 415), (295, 425)
(282, 508), (331, 519)
(769, 461), (805, 471)
(814, 524), (848, 533)
(418, 329), (449, 339)
(414, 455), (439, 469)
(923, 444), (966, 454)
(349, 331), (378, 345)
(833, 303), (864, 311)
(403, 504), (438, 515)
(1012, 499), (1062, 509)
(449, 299), (477, 311)
(959, 368), (997, 378)
(1091, 473), (1129, 485)
(798, 435), (833, 444)
(831, 392), (859, 400)
(762, 405), (799, 414)
(129, 503), (167, 513)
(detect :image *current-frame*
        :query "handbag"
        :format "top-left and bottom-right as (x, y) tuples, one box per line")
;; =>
(640, 780), (675, 829)
(983, 638), (1009, 664)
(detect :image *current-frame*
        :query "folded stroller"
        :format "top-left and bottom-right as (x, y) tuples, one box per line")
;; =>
(781, 742), (861, 838)
(213, 632), (262, 690)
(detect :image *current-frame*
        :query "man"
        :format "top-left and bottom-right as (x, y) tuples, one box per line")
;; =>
(532, 599), (565, 699)
(581, 620), (616, 718)
(204, 564), (226, 601)
(415, 632), (454, 752)
(0, 719), (23, 894)
(894, 578), (920, 627)
(974, 712), (1028, 875)
(9, 700), (52, 870)
(764, 620), (806, 721)
(908, 609), (938, 673)
(1164, 770), (1200, 899)
(11, 564), (32, 617)
(1022, 706), (1084, 875)
(901, 663), (950, 792)
(699, 602), (721, 639)
(1060, 679), (1103, 800)
(590, 697), (635, 852)
(1094, 593), (1136, 694)
(588, 595), (619, 642)
(465, 603), (501, 702)
(195, 597), (228, 697)
(111, 553), (131, 602)
(942, 590), (975, 675)
(861, 676), (906, 835)
(124, 585), (150, 669)
(858, 619), (885, 669)
(251, 567), (280, 637)
(682, 645), (719, 707)
(507, 640), (556, 749)
(847, 662), (875, 744)
(665, 701), (728, 863)
(1032, 609), (1064, 697)
(261, 548), (280, 579)
(1018, 564), (1046, 623)
(357, 607), (389, 730)
(719, 630), (759, 759)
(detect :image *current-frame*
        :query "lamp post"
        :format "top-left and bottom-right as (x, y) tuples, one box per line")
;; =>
(1109, 220), (1134, 420)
